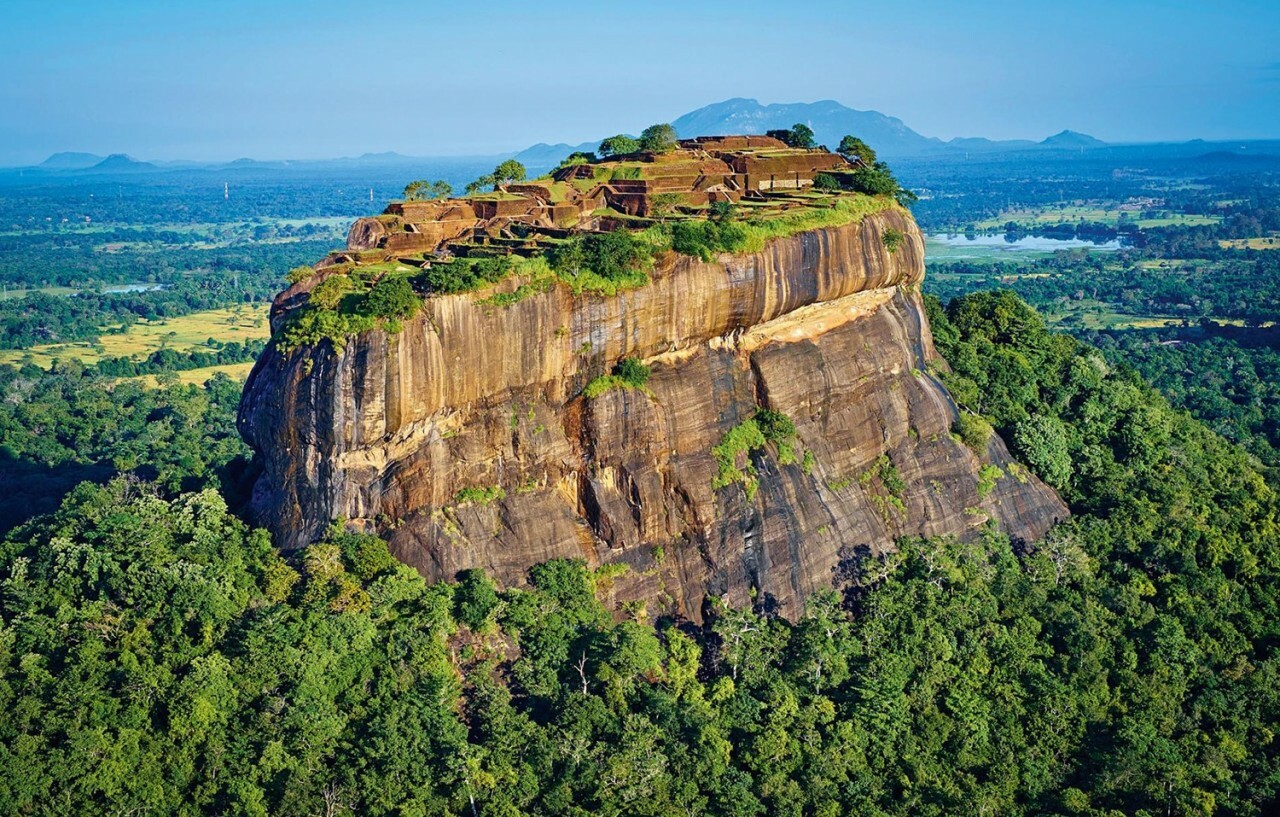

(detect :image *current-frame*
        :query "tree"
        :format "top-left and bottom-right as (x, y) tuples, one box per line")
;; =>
(613, 357), (651, 388)
(882, 227), (905, 253)
(953, 412), (993, 451)
(308, 275), (356, 311)
(455, 569), (500, 630)
(491, 160), (526, 189)
(464, 160), (525, 195)
(361, 277), (421, 321)
(648, 192), (684, 220)
(767, 124), (816, 149)
(581, 230), (647, 280)
(286, 265), (317, 284)
(813, 173), (843, 192)
(709, 200), (736, 223)
(788, 589), (851, 693)
(638, 123), (678, 153)
(548, 236), (586, 277)
(549, 229), (648, 282)
(465, 174), (496, 195)
(1012, 413), (1073, 490)
(837, 135), (877, 167)
(598, 135), (640, 157)
(848, 161), (918, 206)
(556, 151), (597, 170)
(849, 164), (899, 197)
(788, 123), (816, 149)
(403, 179), (452, 201)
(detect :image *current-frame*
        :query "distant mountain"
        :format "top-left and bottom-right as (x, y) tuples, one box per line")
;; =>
(348, 152), (418, 165)
(39, 151), (105, 169)
(944, 136), (1040, 153)
(1040, 130), (1106, 150)
(87, 154), (157, 173)
(5, 99), (1118, 175)
(672, 98), (943, 157)
(514, 141), (599, 169)
(509, 98), (985, 171)
(214, 157), (298, 172)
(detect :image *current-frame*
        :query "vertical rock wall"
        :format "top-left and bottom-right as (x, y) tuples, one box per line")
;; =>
(239, 209), (1067, 620)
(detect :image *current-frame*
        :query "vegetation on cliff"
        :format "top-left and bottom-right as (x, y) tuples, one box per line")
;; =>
(712, 409), (801, 499)
(2, 292), (1278, 815)
(582, 356), (652, 399)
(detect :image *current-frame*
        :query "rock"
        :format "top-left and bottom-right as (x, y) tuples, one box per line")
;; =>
(239, 209), (1067, 621)
(346, 216), (388, 251)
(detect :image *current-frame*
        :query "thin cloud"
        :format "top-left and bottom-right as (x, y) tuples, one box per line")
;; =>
(1256, 62), (1280, 83)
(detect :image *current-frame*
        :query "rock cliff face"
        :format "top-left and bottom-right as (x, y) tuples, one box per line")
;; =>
(240, 209), (1067, 620)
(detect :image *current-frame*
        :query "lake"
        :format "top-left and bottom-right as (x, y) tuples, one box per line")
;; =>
(926, 233), (1125, 261)
(0, 282), (167, 300)
(102, 283), (166, 294)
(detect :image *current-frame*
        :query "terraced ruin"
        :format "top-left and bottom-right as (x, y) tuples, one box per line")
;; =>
(326, 135), (864, 269)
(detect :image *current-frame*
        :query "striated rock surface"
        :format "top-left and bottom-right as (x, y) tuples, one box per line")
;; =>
(240, 209), (1067, 620)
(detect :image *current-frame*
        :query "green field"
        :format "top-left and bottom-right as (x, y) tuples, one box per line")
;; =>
(0, 285), (80, 300)
(1051, 310), (1185, 330)
(0, 215), (352, 238)
(924, 238), (1118, 262)
(0, 305), (271, 370)
(975, 205), (1221, 230)
(1, 216), (350, 253)
(1039, 299), (1269, 331)
(135, 360), (259, 386)
(1219, 236), (1280, 250)
(0, 283), (167, 300)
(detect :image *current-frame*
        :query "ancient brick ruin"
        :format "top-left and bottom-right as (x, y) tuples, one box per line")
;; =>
(331, 136), (855, 267)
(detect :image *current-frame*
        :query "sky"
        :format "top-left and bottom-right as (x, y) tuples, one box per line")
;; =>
(1, 0), (1278, 165)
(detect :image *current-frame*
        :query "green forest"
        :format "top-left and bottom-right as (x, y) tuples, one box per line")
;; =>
(0, 366), (250, 534)
(2, 292), (1277, 816)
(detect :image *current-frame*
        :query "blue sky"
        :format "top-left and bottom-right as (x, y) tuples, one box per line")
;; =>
(1, 0), (1278, 164)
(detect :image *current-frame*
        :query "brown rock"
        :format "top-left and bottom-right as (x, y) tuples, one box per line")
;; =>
(239, 210), (1067, 621)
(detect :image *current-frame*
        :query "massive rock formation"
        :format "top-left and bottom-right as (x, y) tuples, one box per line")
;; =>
(240, 208), (1066, 620)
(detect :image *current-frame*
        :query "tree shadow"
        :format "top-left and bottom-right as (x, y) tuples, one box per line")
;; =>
(0, 451), (114, 536)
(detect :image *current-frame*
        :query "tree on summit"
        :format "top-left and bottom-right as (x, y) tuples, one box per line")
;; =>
(828, 135), (916, 206)
(464, 175), (494, 195)
(492, 159), (526, 189)
(638, 123), (678, 153)
(598, 134), (640, 157)
(767, 123), (816, 149)
(556, 151), (597, 170)
(465, 160), (527, 194)
(709, 200), (736, 223)
(403, 179), (452, 201)
(837, 135), (877, 167)
(788, 123), (816, 148)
